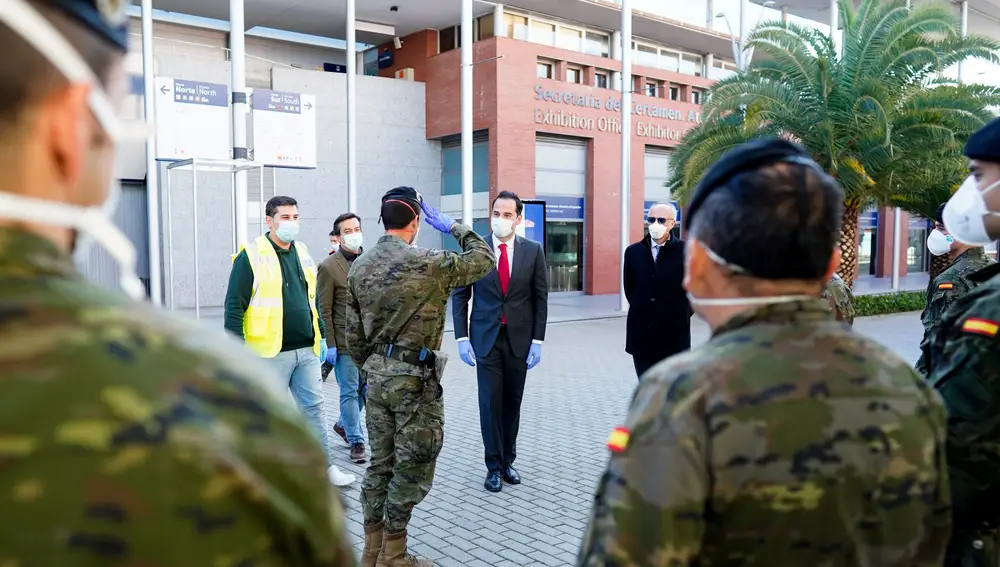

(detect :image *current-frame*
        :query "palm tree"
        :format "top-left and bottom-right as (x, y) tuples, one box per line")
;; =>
(668, 0), (1000, 285)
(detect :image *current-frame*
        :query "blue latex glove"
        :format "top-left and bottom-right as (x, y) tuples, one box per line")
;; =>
(526, 343), (542, 370)
(320, 341), (328, 363)
(420, 201), (456, 234)
(458, 341), (476, 367)
(325, 346), (338, 366)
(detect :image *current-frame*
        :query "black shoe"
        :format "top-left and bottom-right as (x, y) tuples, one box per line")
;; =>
(502, 465), (521, 485)
(484, 471), (502, 492)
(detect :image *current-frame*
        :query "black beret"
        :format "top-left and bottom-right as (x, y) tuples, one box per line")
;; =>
(381, 186), (423, 206)
(49, 0), (129, 51)
(965, 117), (1000, 163)
(683, 137), (819, 231)
(935, 203), (946, 225)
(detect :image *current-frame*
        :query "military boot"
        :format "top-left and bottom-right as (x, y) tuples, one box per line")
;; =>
(376, 529), (433, 567)
(361, 521), (384, 567)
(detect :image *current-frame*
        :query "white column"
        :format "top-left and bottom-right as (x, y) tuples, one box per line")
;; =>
(706, 0), (715, 28)
(705, 53), (714, 79)
(611, 30), (622, 91)
(958, 0), (968, 83)
(230, 0), (248, 247)
(141, 0), (161, 305)
(891, 208), (902, 290)
(738, 0), (747, 68)
(494, 3), (505, 37)
(829, 0), (838, 55)
(461, 0), (473, 225)
(782, 6), (789, 23)
(346, 0), (357, 212)
(619, 0), (632, 312)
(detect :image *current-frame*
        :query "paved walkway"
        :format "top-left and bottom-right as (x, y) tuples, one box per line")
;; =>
(322, 311), (925, 566)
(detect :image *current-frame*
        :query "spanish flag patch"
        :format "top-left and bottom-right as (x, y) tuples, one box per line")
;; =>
(963, 318), (1000, 338)
(938, 282), (954, 290)
(607, 427), (631, 454)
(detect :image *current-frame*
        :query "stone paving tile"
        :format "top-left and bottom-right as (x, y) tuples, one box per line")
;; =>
(321, 313), (923, 566)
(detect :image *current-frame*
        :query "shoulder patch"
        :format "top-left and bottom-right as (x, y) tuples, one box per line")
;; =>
(938, 282), (954, 290)
(962, 318), (1000, 338)
(607, 427), (630, 454)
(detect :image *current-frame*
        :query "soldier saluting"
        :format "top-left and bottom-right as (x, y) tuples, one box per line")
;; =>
(346, 187), (493, 567)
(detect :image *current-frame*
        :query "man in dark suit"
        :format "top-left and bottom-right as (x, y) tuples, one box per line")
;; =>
(452, 191), (549, 493)
(624, 202), (692, 378)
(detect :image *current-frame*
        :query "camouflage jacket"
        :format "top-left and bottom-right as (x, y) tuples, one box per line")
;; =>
(916, 248), (995, 378)
(346, 224), (493, 376)
(820, 273), (855, 325)
(577, 300), (951, 567)
(0, 228), (356, 566)
(927, 263), (1000, 566)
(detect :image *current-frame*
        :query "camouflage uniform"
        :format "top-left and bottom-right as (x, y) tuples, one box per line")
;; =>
(820, 273), (855, 325)
(0, 229), (356, 565)
(346, 225), (492, 535)
(577, 300), (952, 567)
(915, 248), (995, 378)
(927, 263), (1000, 567)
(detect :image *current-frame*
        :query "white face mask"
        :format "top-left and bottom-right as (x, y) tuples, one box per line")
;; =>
(0, 0), (145, 300)
(491, 217), (515, 239)
(330, 242), (339, 254)
(926, 229), (955, 256)
(943, 174), (1000, 246)
(685, 239), (814, 307)
(342, 232), (363, 251)
(648, 222), (669, 241)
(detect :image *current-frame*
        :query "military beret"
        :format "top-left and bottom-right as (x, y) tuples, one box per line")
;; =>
(965, 117), (1000, 163)
(49, 0), (129, 51)
(935, 203), (946, 225)
(381, 186), (423, 207)
(683, 137), (819, 231)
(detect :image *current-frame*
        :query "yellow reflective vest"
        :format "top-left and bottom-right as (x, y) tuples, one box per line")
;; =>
(236, 234), (322, 358)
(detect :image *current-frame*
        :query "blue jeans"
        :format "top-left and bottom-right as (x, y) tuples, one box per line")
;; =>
(334, 354), (366, 444)
(266, 347), (332, 465)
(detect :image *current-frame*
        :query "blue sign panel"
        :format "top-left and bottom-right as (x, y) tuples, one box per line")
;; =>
(541, 196), (584, 221)
(252, 89), (305, 114)
(323, 62), (346, 73)
(643, 200), (682, 223)
(129, 74), (143, 96)
(522, 200), (546, 248)
(378, 49), (394, 69)
(171, 79), (228, 107)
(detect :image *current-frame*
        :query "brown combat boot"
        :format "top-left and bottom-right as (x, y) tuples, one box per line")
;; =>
(361, 522), (384, 567)
(376, 530), (433, 567)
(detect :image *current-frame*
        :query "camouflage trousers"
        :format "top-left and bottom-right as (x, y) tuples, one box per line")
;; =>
(360, 370), (445, 534)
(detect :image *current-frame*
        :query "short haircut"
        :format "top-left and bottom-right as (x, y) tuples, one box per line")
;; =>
(382, 200), (419, 230)
(265, 196), (298, 219)
(333, 213), (361, 235)
(688, 162), (843, 280)
(649, 202), (678, 220)
(493, 191), (524, 216)
(0, 2), (121, 134)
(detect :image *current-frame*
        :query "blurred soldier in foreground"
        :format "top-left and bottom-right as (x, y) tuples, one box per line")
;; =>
(915, 203), (995, 378)
(0, 1), (357, 565)
(346, 187), (493, 567)
(820, 272), (855, 325)
(577, 139), (951, 566)
(934, 117), (1000, 567)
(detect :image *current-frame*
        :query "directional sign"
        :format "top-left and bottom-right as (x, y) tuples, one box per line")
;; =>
(154, 77), (230, 161)
(250, 89), (317, 169)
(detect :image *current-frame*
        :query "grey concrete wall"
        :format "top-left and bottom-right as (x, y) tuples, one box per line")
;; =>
(155, 56), (441, 310)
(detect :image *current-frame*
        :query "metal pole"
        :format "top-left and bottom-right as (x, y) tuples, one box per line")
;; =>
(259, 168), (265, 234)
(230, 176), (236, 252)
(958, 0), (968, 83)
(346, 0), (357, 212)
(140, 0), (161, 305)
(166, 168), (174, 310)
(258, 166), (264, 237)
(193, 166), (201, 319)
(460, 0), (474, 226)
(891, 208), (902, 290)
(830, 0), (838, 54)
(738, 0), (746, 68)
(619, 0), (632, 312)
(230, 0), (249, 248)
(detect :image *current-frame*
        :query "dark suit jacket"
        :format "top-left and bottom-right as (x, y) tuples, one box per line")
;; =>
(317, 251), (351, 350)
(624, 234), (692, 358)
(452, 235), (549, 359)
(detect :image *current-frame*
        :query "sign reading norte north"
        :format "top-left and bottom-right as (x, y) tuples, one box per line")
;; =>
(533, 84), (701, 141)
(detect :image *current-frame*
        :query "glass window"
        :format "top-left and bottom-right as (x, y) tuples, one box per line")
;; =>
(645, 82), (658, 97)
(441, 143), (490, 196)
(531, 20), (556, 46)
(537, 62), (553, 79)
(634, 43), (658, 68)
(710, 59), (737, 80)
(669, 86), (679, 100)
(546, 222), (583, 292)
(557, 26), (583, 52)
(477, 15), (494, 41)
(504, 14), (528, 40)
(439, 26), (456, 53)
(567, 68), (582, 84)
(681, 54), (703, 76)
(660, 50), (680, 72)
(691, 90), (702, 104)
(362, 48), (379, 77)
(585, 32), (610, 57)
(594, 72), (609, 89)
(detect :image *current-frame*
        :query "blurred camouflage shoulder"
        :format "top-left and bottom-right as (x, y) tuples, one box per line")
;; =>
(820, 273), (855, 325)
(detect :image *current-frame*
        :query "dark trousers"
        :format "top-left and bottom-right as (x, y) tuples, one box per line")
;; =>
(477, 326), (528, 473)
(633, 353), (663, 380)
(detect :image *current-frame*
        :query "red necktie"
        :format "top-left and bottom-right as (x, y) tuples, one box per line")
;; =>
(499, 243), (509, 324)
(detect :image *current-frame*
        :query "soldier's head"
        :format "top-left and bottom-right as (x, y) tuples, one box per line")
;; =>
(683, 138), (844, 328)
(943, 117), (1000, 244)
(381, 186), (422, 244)
(0, 0), (129, 246)
(928, 203), (964, 259)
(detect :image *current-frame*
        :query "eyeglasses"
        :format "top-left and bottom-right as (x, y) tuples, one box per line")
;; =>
(647, 217), (673, 225)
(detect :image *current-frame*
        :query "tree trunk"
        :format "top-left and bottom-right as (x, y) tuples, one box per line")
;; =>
(839, 203), (861, 287)
(928, 253), (952, 287)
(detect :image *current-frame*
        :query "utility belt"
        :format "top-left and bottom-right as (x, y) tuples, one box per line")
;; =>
(370, 343), (445, 402)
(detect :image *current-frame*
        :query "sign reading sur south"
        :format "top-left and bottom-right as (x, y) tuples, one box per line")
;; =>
(533, 84), (701, 141)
